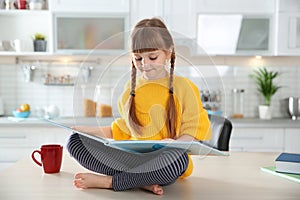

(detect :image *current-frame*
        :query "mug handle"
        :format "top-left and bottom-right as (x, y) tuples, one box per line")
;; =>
(31, 150), (42, 167)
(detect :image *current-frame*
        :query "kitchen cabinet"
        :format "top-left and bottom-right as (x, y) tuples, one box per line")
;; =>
(230, 127), (300, 153)
(276, 13), (300, 55)
(275, 0), (300, 55)
(0, 0), (129, 56)
(196, 0), (275, 14)
(163, 0), (197, 40)
(53, 13), (129, 54)
(284, 128), (300, 153)
(0, 127), (70, 172)
(49, 0), (129, 13)
(230, 128), (285, 152)
(130, 0), (197, 39)
(197, 14), (274, 55)
(130, 0), (163, 28)
(195, 0), (275, 55)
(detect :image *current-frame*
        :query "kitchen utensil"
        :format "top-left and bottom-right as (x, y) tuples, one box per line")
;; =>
(12, 110), (31, 118)
(4, 0), (14, 10)
(284, 97), (300, 120)
(29, 0), (43, 10)
(2, 40), (14, 51)
(44, 105), (60, 119)
(232, 88), (245, 118)
(17, 0), (26, 9)
(31, 144), (63, 173)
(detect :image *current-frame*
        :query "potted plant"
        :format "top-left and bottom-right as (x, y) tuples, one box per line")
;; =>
(250, 67), (281, 119)
(33, 33), (47, 52)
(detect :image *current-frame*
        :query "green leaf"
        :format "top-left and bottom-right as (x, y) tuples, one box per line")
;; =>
(250, 67), (281, 106)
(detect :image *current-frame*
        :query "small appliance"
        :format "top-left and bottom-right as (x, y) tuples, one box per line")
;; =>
(283, 97), (300, 120)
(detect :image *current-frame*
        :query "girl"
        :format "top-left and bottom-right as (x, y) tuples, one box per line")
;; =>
(67, 18), (212, 195)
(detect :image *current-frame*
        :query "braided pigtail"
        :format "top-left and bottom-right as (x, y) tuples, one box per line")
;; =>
(166, 50), (177, 138)
(127, 61), (142, 136)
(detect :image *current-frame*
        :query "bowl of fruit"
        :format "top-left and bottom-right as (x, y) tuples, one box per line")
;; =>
(13, 103), (31, 118)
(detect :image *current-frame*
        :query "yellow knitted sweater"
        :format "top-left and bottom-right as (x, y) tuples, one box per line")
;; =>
(111, 75), (212, 178)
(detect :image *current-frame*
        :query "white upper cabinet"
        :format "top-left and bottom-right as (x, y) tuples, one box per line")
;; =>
(130, 0), (198, 54)
(53, 13), (129, 54)
(2, 0), (300, 56)
(130, 0), (164, 27)
(195, 0), (275, 55)
(130, 0), (197, 39)
(49, 0), (130, 13)
(196, 0), (275, 14)
(276, 0), (300, 55)
(163, 0), (197, 40)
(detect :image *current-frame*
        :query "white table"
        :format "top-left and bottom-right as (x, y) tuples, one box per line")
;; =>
(0, 152), (299, 200)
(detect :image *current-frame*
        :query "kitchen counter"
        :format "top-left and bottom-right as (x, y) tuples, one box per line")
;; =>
(230, 118), (300, 128)
(1, 116), (300, 128)
(0, 116), (114, 127)
(0, 152), (299, 200)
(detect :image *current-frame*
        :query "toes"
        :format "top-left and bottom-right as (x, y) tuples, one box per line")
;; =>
(142, 185), (164, 195)
(153, 185), (164, 195)
(74, 179), (87, 189)
(74, 173), (83, 179)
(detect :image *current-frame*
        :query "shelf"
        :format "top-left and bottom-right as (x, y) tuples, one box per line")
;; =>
(0, 9), (50, 16)
(43, 83), (74, 86)
(0, 51), (52, 56)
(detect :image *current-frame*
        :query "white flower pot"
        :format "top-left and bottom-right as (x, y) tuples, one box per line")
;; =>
(259, 105), (272, 120)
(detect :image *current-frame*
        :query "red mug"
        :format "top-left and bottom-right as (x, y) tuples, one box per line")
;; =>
(17, 0), (27, 9)
(32, 144), (63, 173)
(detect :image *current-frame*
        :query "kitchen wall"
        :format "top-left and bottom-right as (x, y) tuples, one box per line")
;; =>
(0, 56), (299, 119)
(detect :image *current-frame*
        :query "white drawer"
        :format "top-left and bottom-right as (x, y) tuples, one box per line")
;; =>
(230, 128), (285, 152)
(0, 147), (34, 162)
(0, 127), (56, 147)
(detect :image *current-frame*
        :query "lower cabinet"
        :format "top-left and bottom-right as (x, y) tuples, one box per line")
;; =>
(230, 128), (285, 152)
(284, 128), (300, 153)
(230, 127), (300, 153)
(0, 127), (70, 172)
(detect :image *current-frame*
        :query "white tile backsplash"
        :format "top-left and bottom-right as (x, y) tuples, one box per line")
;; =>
(0, 63), (299, 118)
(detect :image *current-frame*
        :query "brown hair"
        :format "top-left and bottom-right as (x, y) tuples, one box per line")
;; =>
(128, 18), (177, 138)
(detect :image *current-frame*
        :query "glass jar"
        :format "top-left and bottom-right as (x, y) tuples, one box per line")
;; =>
(232, 89), (245, 118)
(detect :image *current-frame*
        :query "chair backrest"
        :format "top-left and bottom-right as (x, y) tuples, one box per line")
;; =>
(203, 114), (233, 151)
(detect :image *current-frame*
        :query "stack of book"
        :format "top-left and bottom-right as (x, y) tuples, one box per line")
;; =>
(261, 152), (300, 183)
(275, 153), (300, 174)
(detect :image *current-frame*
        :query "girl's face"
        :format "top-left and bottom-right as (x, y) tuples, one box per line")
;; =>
(132, 50), (171, 80)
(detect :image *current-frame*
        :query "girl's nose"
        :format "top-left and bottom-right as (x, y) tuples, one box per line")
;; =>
(141, 58), (145, 66)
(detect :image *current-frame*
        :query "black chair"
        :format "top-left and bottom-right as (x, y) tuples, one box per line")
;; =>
(202, 114), (233, 151)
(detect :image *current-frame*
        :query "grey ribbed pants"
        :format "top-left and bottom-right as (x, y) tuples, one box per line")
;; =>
(67, 133), (189, 191)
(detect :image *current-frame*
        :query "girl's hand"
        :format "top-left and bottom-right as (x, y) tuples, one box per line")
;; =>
(162, 138), (175, 141)
(176, 134), (197, 141)
(71, 126), (112, 139)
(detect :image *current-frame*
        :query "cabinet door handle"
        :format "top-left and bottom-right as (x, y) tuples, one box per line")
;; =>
(288, 17), (297, 48)
(232, 136), (263, 140)
(0, 160), (18, 163)
(0, 136), (27, 139)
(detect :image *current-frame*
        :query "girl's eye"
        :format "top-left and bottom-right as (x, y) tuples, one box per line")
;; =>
(135, 57), (142, 61)
(149, 57), (157, 60)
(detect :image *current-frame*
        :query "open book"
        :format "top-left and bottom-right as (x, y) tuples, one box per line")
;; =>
(44, 119), (228, 156)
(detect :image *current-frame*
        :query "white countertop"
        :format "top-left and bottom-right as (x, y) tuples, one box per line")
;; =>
(1, 116), (300, 128)
(0, 116), (115, 127)
(0, 152), (299, 200)
(230, 118), (300, 128)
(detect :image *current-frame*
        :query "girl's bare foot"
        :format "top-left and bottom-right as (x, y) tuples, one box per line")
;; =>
(74, 173), (112, 189)
(142, 185), (164, 195)
(74, 172), (164, 195)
